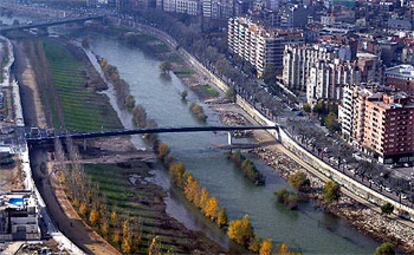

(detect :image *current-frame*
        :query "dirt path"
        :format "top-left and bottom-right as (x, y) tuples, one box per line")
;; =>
(13, 41), (47, 128)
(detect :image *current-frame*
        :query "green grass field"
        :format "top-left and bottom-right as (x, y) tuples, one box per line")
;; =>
(43, 40), (121, 131)
(85, 164), (193, 254)
(194, 84), (220, 98)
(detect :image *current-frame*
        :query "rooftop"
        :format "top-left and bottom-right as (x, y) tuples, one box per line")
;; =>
(385, 64), (414, 80)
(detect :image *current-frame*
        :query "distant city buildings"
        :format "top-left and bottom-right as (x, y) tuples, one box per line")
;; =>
(228, 17), (304, 77)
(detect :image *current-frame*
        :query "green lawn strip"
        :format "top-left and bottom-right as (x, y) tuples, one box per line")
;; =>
(194, 84), (220, 98)
(42, 39), (121, 131)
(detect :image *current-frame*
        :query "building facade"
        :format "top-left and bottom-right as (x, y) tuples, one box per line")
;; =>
(339, 86), (414, 164)
(228, 17), (304, 77)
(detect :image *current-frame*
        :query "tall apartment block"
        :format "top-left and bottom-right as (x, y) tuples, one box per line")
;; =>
(228, 17), (304, 77)
(339, 86), (414, 164)
(283, 44), (381, 104)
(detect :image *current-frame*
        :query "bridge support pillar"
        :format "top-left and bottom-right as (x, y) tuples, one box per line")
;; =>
(83, 139), (87, 151)
(227, 132), (232, 146)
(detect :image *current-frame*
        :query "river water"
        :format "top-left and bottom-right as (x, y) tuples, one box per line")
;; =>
(86, 34), (380, 254)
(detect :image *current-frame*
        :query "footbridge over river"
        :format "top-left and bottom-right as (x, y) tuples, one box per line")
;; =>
(23, 125), (279, 145)
(0, 15), (104, 33)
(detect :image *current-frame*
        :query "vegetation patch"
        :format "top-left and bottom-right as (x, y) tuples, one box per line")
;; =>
(192, 84), (219, 99)
(275, 188), (301, 210)
(189, 103), (207, 122)
(226, 150), (265, 185)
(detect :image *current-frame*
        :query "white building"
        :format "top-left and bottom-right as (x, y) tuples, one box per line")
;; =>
(228, 17), (304, 77)
(161, 0), (199, 15)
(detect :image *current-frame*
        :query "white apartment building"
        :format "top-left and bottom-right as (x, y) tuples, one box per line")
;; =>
(228, 17), (304, 77)
(283, 44), (381, 104)
(162, 0), (199, 15)
(307, 59), (361, 104)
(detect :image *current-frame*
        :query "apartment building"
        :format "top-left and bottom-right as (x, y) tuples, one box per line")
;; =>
(339, 86), (414, 164)
(228, 17), (304, 77)
(283, 43), (381, 104)
(202, 0), (233, 19)
(161, 0), (199, 15)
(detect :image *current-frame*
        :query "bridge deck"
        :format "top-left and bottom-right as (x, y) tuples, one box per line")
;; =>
(25, 125), (279, 143)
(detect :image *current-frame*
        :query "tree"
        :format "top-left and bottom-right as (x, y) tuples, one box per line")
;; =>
(184, 173), (200, 203)
(181, 90), (188, 100)
(110, 210), (119, 226)
(204, 197), (219, 221)
(125, 95), (136, 111)
(148, 236), (162, 255)
(217, 208), (228, 227)
(227, 215), (255, 248)
(380, 203), (394, 215)
(169, 162), (186, 188)
(260, 239), (273, 255)
(159, 61), (172, 73)
(122, 219), (131, 239)
(263, 64), (277, 84)
(157, 143), (169, 161)
(373, 243), (395, 255)
(112, 228), (121, 246)
(100, 217), (109, 238)
(303, 103), (311, 113)
(196, 187), (209, 209)
(89, 208), (99, 226)
(323, 181), (341, 203)
(248, 238), (262, 253)
(324, 112), (340, 132)
(79, 202), (88, 218)
(288, 172), (310, 192)
(225, 88), (236, 102)
(122, 237), (132, 254)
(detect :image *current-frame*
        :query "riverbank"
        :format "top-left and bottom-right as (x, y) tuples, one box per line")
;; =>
(103, 20), (414, 253)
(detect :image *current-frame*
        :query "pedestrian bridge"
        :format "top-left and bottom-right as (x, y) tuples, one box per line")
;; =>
(24, 125), (279, 144)
(0, 15), (104, 33)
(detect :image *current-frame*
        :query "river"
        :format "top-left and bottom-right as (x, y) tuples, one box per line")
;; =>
(87, 34), (380, 254)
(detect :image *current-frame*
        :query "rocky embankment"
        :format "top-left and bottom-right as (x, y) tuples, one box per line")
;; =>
(218, 110), (252, 138)
(255, 147), (414, 254)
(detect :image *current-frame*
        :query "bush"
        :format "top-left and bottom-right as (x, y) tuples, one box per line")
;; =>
(190, 103), (207, 121)
(288, 172), (310, 192)
(275, 188), (299, 210)
(228, 151), (265, 185)
(373, 242), (395, 255)
(380, 202), (394, 215)
(323, 181), (341, 203)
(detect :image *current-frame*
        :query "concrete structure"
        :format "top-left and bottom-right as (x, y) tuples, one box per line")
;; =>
(228, 17), (304, 77)
(0, 191), (41, 241)
(385, 64), (414, 96)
